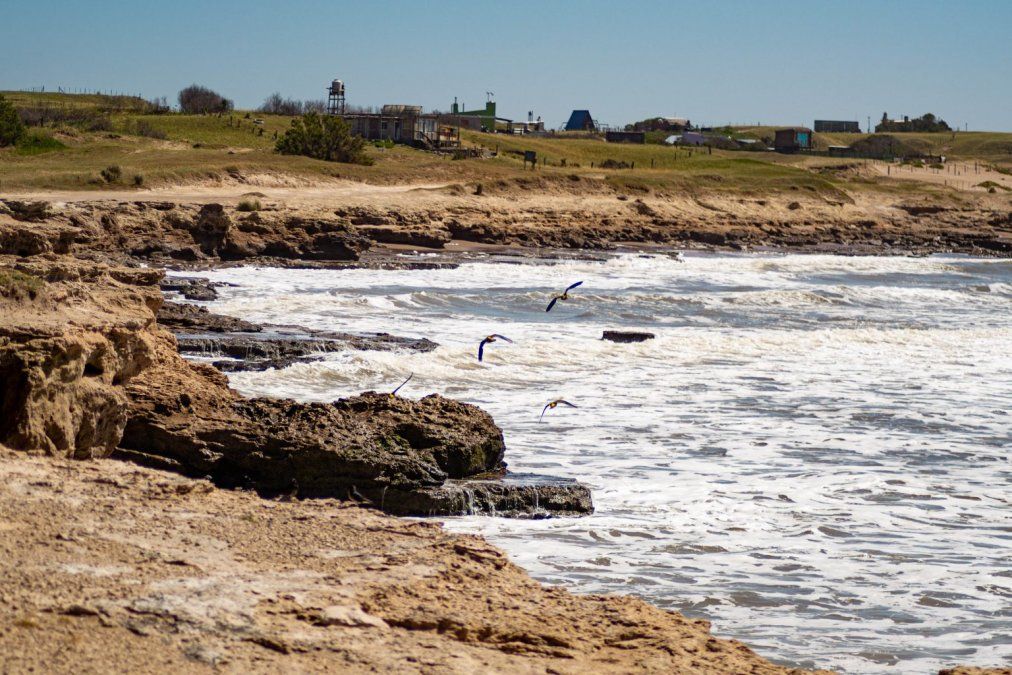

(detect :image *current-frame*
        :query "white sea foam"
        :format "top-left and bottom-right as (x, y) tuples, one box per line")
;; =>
(182, 253), (1012, 673)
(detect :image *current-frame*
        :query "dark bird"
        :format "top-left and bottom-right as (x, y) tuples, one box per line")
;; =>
(540, 398), (578, 421)
(390, 373), (413, 397)
(546, 281), (584, 312)
(478, 334), (513, 362)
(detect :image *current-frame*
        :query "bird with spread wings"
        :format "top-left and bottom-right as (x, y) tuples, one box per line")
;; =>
(540, 398), (578, 421)
(478, 334), (513, 362)
(546, 281), (584, 312)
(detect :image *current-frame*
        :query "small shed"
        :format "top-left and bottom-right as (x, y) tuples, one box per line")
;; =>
(565, 110), (596, 131)
(679, 131), (706, 146)
(774, 128), (812, 153)
(605, 131), (645, 144)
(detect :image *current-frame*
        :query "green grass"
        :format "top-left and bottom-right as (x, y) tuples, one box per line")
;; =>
(14, 131), (67, 155)
(460, 131), (843, 196)
(0, 90), (151, 112)
(2, 90), (1008, 199)
(0, 269), (44, 300)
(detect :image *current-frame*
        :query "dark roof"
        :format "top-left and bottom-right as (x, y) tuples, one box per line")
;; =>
(565, 110), (594, 131)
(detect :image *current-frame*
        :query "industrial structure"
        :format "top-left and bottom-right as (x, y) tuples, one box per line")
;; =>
(774, 127), (813, 153)
(814, 119), (860, 133)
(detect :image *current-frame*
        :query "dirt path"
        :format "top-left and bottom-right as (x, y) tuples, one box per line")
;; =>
(868, 160), (1012, 192)
(3, 180), (456, 206)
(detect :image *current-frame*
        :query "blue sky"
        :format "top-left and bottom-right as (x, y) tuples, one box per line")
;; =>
(2, 0), (1010, 130)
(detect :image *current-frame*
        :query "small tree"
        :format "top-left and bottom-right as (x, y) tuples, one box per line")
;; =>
(0, 95), (26, 146)
(178, 84), (233, 114)
(275, 112), (370, 164)
(259, 92), (304, 116)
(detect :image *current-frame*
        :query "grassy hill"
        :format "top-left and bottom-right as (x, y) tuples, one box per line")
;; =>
(2, 91), (1008, 197)
(1, 90), (152, 112)
(733, 125), (1012, 161)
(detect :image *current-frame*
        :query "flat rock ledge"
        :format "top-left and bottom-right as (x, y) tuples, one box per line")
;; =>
(376, 473), (593, 518)
(159, 300), (438, 371)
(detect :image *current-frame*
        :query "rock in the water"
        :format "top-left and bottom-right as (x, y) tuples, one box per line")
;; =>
(381, 473), (593, 517)
(602, 330), (655, 343)
(120, 381), (508, 501)
(158, 301), (262, 333)
(159, 276), (224, 301)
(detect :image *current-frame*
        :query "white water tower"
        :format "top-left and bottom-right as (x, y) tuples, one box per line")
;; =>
(327, 79), (346, 115)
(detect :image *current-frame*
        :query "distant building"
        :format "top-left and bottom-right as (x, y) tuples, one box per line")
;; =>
(814, 120), (861, 133)
(342, 104), (459, 148)
(605, 131), (645, 144)
(679, 131), (706, 146)
(628, 116), (691, 132)
(564, 110), (596, 131)
(774, 127), (813, 153)
(446, 96), (516, 132)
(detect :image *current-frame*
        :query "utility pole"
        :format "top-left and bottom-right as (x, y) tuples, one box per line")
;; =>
(867, 116), (871, 133)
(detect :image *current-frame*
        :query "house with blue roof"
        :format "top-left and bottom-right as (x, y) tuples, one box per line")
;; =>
(564, 110), (596, 131)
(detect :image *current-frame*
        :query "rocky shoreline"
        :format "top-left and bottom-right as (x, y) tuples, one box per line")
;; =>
(2, 190), (1009, 673)
(1, 189), (1010, 267)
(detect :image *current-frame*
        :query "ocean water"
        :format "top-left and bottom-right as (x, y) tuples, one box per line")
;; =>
(182, 252), (1012, 673)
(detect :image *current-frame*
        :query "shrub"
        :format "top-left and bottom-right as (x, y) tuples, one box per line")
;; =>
(259, 92), (304, 116)
(135, 120), (168, 139)
(178, 84), (233, 114)
(275, 112), (370, 164)
(236, 198), (261, 212)
(133, 174), (144, 186)
(14, 131), (66, 155)
(100, 165), (122, 183)
(0, 269), (43, 300)
(85, 115), (114, 132)
(0, 94), (26, 146)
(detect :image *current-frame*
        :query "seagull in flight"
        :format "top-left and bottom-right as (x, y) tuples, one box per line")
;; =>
(390, 373), (413, 397)
(478, 334), (513, 362)
(546, 281), (584, 312)
(540, 398), (578, 421)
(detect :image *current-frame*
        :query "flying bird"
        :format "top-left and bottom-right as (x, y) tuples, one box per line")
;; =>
(540, 398), (578, 421)
(546, 281), (584, 312)
(390, 373), (413, 397)
(478, 334), (513, 362)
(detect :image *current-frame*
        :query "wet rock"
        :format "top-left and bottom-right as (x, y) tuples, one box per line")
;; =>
(175, 334), (346, 362)
(158, 301), (262, 333)
(602, 330), (655, 343)
(120, 388), (509, 503)
(211, 356), (324, 372)
(378, 473), (593, 518)
(175, 330), (437, 370)
(159, 276), (225, 301)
